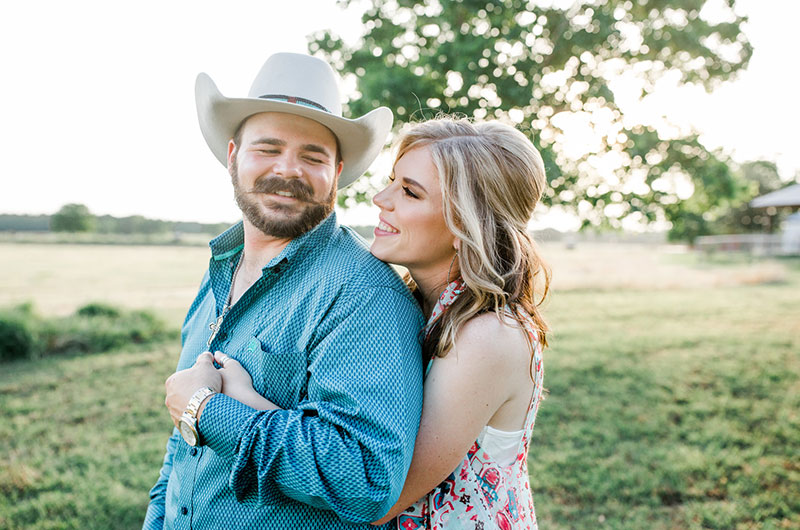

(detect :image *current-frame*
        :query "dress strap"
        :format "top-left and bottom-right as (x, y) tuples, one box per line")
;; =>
(424, 278), (465, 337)
(514, 319), (544, 456)
(423, 279), (465, 379)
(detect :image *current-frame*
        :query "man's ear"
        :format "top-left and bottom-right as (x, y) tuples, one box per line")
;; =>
(335, 160), (344, 178)
(227, 140), (237, 174)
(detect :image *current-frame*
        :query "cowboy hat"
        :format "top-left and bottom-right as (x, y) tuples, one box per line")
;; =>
(195, 52), (393, 188)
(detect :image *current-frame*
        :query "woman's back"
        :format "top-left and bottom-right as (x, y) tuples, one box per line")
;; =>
(399, 305), (544, 529)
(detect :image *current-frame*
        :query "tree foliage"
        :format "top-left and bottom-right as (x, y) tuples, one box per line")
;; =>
(95, 214), (168, 235)
(50, 203), (95, 233)
(0, 214), (49, 232)
(312, 0), (752, 237)
(23, 206), (229, 236)
(712, 160), (788, 235)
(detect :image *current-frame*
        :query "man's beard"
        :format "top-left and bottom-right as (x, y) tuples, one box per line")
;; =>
(231, 160), (336, 240)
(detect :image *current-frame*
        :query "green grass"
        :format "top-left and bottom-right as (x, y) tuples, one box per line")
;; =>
(0, 243), (798, 529)
(530, 278), (800, 529)
(0, 345), (177, 530)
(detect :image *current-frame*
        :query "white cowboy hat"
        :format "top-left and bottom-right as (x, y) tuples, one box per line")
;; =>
(195, 52), (393, 188)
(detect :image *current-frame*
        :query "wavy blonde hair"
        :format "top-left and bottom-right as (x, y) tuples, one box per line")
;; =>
(394, 117), (550, 364)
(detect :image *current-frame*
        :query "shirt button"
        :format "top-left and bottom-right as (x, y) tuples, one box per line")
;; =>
(181, 507), (188, 515)
(190, 447), (198, 456)
(218, 331), (227, 341)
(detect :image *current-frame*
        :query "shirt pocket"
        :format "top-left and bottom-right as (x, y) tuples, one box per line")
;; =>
(245, 335), (308, 409)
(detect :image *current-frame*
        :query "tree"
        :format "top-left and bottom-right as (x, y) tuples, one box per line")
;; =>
(712, 160), (787, 235)
(0, 214), (50, 232)
(50, 203), (95, 233)
(312, 0), (752, 238)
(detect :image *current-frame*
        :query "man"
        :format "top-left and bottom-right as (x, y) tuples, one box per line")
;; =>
(144, 53), (424, 529)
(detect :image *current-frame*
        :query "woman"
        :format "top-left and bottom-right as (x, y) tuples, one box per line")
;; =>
(217, 116), (549, 529)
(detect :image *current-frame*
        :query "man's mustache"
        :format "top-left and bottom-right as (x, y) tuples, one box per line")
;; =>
(248, 176), (317, 204)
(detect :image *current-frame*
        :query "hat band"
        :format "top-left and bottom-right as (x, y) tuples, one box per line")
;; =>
(258, 94), (330, 114)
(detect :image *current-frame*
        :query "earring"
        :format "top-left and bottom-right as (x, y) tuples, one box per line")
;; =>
(447, 251), (459, 283)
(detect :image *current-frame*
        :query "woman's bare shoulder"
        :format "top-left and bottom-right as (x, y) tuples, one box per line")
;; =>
(450, 312), (533, 368)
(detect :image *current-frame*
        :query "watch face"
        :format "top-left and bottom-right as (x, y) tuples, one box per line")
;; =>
(179, 419), (197, 446)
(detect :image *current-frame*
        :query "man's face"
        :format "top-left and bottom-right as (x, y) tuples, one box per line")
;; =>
(228, 112), (343, 239)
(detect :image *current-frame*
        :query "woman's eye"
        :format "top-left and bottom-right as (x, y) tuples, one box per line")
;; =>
(402, 186), (419, 199)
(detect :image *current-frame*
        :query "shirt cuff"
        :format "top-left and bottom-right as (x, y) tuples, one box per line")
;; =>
(198, 393), (264, 461)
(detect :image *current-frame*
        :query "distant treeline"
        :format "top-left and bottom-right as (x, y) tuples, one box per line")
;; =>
(0, 212), (230, 236)
(0, 214), (51, 232)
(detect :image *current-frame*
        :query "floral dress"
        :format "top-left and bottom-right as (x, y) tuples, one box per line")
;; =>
(398, 279), (544, 530)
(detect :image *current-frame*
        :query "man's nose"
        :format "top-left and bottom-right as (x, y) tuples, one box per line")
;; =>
(272, 154), (302, 178)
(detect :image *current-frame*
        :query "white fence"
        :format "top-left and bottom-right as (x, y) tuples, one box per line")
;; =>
(694, 233), (796, 256)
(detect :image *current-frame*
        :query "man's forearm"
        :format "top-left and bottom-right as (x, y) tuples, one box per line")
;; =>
(199, 391), (420, 523)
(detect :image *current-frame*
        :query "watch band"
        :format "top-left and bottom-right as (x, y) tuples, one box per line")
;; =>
(185, 386), (217, 420)
(179, 386), (217, 446)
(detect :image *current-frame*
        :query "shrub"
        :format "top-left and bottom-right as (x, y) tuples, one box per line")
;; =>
(0, 303), (175, 362)
(42, 309), (172, 355)
(0, 304), (39, 362)
(0, 315), (35, 362)
(76, 303), (121, 318)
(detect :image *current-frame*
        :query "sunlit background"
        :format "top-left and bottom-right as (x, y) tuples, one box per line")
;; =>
(2, 3), (799, 529)
(1, 0), (798, 231)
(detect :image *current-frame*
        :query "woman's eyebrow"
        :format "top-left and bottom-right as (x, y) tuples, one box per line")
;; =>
(400, 176), (427, 194)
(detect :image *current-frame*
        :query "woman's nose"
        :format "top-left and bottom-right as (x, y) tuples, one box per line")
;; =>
(373, 186), (392, 210)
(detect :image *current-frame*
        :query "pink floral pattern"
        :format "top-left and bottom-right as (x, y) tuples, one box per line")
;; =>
(400, 279), (543, 530)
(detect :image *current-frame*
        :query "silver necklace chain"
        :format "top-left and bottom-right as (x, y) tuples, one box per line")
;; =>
(226, 252), (244, 310)
(207, 252), (244, 348)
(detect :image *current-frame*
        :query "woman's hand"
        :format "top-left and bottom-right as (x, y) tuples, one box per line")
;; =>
(213, 351), (280, 411)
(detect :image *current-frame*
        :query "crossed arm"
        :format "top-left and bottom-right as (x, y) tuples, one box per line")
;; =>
(162, 351), (277, 426)
(174, 314), (530, 524)
(151, 285), (426, 525)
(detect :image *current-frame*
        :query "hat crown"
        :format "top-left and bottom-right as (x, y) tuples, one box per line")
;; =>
(196, 52), (393, 188)
(246, 53), (343, 117)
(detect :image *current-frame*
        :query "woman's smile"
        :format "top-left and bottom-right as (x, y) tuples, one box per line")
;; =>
(375, 218), (400, 235)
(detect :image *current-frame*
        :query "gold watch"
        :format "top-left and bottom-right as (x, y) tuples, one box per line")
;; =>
(178, 386), (217, 446)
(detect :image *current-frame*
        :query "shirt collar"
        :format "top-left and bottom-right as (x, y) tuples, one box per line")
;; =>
(209, 212), (339, 269)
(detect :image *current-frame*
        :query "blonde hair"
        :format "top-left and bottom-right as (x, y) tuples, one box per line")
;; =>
(394, 116), (550, 363)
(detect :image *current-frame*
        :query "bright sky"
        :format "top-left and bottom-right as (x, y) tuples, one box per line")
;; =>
(1, 0), (798, 229)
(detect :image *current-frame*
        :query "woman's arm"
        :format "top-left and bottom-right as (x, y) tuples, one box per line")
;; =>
(372, 314), (525, 525)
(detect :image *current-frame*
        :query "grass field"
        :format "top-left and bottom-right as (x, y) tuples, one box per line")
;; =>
(0, 243), (209, 325)
(1, 242), (798, 529)
(532, 272), (799, 528)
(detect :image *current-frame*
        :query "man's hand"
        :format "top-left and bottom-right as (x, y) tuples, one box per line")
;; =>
(165, 352), (222, 427)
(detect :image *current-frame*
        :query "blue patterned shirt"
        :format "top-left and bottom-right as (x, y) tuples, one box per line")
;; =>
(144, 213), (424, 529)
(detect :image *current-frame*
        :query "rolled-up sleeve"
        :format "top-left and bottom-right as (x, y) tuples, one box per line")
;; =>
(199, 284), (424, 523)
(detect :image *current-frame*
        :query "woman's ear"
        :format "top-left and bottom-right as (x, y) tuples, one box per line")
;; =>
(453, 238), (461, 252)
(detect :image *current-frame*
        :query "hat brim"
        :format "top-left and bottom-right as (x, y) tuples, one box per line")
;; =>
(196, 73), (392, 188)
